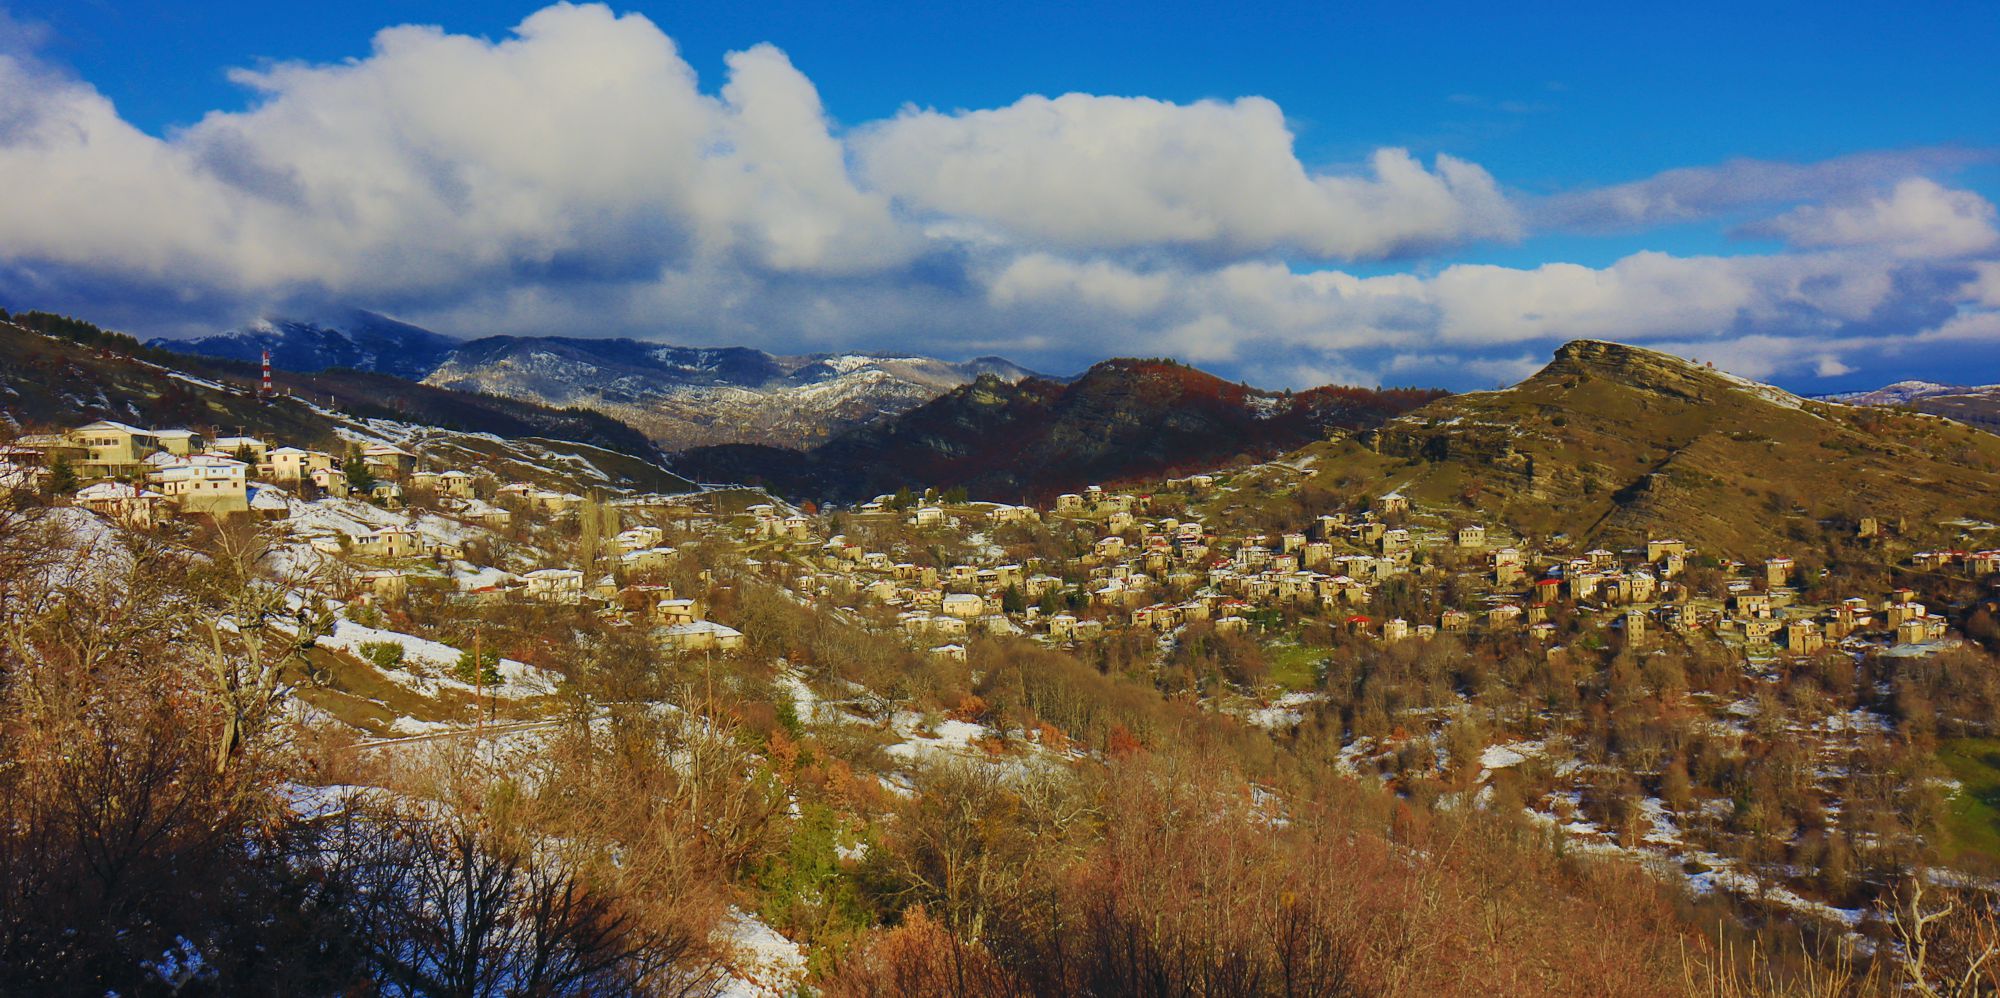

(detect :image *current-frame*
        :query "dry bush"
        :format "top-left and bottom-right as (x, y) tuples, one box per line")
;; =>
(0, 516), (358, 992)
(318, 791), (716, 998)
(822, 906), (1022, 998)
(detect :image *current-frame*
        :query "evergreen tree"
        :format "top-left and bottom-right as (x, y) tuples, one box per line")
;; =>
(455, 647), (501, 686)
(343, 453), (378, 494)
(46, 455), (78, 495)
(1001, 584), (1026, 614)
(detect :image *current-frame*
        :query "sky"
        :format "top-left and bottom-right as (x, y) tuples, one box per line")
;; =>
(0, 1), (1996, 392)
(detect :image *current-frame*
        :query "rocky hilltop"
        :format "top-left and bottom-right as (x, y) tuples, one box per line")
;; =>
(1303, 339), (2000, 558)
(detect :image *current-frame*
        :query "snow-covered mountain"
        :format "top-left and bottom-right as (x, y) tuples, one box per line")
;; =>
(423, 337), (1043, 449)
(1826, 379), (2000, 432)
(154, 317), (1043, 449)
(149, 311), (461, 381)
(1821, 380), (1982, 406)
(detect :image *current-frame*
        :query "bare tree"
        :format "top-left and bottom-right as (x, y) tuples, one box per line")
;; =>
(187, 522), (334, 772)
(328, 799), (706, 998)
(1887, 876), (2000, 998)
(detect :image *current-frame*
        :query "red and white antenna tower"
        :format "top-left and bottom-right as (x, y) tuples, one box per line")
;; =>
(259, 349), (276, 398)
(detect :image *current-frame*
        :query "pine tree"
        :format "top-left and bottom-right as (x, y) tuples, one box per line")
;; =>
(455, 647), (501, 686)
(47, 454), (78, 495)
(343, 453), (377, 494)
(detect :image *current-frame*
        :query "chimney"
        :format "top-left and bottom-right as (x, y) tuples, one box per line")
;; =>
(260, 349), (275, 398)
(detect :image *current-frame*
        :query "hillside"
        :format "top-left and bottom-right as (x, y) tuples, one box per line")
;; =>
(152, 317), (1045, 450)
(1287, 339), (2000, 558)
(673, 358), (1445, 502)
(21, 316), (2000, 994)
(0, 311), (695, 495)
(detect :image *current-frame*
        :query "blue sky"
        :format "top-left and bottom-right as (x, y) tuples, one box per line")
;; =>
(1, 0), (1996, 391)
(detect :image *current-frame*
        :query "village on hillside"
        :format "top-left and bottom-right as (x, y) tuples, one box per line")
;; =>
(8, 406), (2000, 958)
(7, 417), (1968, 661)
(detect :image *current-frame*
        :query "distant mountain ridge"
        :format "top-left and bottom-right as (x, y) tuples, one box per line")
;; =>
(153, 316), (1046, 449)
(1824, 379), (2000, 433)
(423, 336), (1044, 449)
(672, 358), (1447, 503)
(153, 312), (460, 381)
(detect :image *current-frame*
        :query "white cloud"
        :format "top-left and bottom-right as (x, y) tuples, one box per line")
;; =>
(974, 245), (1995, 386)
(0, 2), (1993, 393)
(855, 94), (1520, 259)
(1534, 148), (1992, 231)
(1752, 178), (1999, 258)
(1964, 261), (2000, 307)
(0, 4), (904, 299)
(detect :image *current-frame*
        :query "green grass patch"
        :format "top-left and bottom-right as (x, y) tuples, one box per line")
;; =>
(1264, 643), (1328, 693)
(1936, 738), (2000, 862)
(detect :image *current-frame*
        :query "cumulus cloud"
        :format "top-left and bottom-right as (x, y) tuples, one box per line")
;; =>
(1746, 178), (1999, 259)
(0, 2), (1993, 393)
(0, 4), (905, 302)
(856, 94), (1520, 259)
(976, 244), (1993, 386)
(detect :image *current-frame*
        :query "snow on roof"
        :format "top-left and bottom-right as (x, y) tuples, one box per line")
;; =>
(662, 620), (743, 637)
(77, 481), (162, 500)
(76, 420), (151, 434)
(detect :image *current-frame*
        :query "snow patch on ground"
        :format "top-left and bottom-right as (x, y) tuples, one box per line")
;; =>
(1478, 740), (1545, 772)
(317, 616), (556, 700)
(884, 715), (990, 762)
(1244, 691), (1325, 730)
(712, 908), (808, 998)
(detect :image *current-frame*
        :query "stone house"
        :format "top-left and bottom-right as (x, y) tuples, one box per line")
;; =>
(521, 568), (585, 603)
(70, 421), (159, 476)
(268, 447), (336, 483)
(149, 458), (249, 514)
(75, 481), (165, 526)
(660, 620), (745, 652)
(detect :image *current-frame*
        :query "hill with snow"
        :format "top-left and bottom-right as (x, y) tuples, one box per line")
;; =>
(153, 317), (1045, 450)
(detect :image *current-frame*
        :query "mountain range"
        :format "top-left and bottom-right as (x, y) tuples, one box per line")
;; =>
(19, 302), (2000, 558)
(672, 359), (1447, 502)
(153, 317), (1042, 450)
(1823, 380), (2000, 433)
(158, 311), (461, 381)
